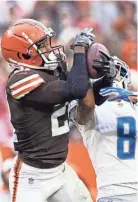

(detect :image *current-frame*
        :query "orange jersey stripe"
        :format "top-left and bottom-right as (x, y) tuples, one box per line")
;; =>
(10, 75), (41, 91)
(12, 82), (44, 99)
(12, 158), (22, 202)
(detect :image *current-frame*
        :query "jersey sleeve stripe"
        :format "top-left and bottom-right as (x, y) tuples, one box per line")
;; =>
(10, 75), (44, 91)
(11, 78), (44, 96)
(12, 82), (43, 99)
(10, 74), (41, 89)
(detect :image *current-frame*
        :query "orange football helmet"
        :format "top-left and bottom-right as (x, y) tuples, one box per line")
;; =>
(1, 19), (65, 70)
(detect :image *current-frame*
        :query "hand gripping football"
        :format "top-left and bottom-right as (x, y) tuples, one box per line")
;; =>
(87, 43), (110, 79)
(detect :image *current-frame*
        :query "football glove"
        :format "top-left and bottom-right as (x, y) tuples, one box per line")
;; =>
(92, 51), (117, 80)
(70, 28), (96, 50)
(100, 87), (138, 102)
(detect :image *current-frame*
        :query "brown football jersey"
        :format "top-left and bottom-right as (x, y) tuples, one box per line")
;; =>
(6, 68), (69, 168)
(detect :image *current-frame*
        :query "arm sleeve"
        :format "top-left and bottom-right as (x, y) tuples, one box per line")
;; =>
(59, 53), (89, 102)
(93, 75), (113, 105)
(21, 53), (89, 106)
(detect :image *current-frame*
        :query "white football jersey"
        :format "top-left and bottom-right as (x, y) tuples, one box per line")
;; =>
(81, 100), (138, 198)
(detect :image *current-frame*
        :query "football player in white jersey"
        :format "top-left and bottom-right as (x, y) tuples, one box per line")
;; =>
(71, 56), (138, 202)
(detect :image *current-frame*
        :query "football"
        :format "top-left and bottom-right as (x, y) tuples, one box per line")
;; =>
(87, 43), (110, 79)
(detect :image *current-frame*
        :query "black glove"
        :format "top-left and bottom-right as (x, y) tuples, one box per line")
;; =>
(92, 51), (117, 80)
(70, 28), (96, 50)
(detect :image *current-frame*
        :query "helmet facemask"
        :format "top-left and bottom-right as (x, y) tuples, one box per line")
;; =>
(21, 28), (66, 71)
(112, 56), (131, 90)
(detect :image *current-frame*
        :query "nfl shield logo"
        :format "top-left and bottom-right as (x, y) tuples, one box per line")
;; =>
(28, 178), (34, 184)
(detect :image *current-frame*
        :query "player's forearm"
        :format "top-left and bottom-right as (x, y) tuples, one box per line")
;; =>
(76, 88), (95, 125)
(93, 75), (113, 105)
(60, 52), (89, 102)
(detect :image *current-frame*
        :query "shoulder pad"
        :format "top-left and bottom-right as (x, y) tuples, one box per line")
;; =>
(8, 69), (45, 99)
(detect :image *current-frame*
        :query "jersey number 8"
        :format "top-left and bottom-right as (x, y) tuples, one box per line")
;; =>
(117, 116), (136, 160)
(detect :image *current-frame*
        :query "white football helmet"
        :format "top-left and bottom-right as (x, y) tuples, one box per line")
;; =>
(112, 56), (131, 89)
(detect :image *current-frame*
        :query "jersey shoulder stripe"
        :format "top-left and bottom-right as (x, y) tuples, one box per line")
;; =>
(9, 72), (45, 99)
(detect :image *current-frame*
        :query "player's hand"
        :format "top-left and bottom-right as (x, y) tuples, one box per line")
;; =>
(99, 87), (138, 102)
(70, 28), (96, 51)
(92, 51), (117, 79)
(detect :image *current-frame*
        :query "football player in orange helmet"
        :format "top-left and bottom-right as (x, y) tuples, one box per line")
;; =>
(1, 19), (67, 76)
(1, 19), (95, 202)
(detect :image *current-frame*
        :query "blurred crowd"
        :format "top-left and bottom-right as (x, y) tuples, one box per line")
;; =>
(0, 1), (137, 202)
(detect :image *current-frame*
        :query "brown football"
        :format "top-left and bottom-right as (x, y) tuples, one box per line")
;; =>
(87, 43), (110, 79)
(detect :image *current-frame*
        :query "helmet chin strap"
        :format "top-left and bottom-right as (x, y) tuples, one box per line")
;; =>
(47, 52), (57, 61)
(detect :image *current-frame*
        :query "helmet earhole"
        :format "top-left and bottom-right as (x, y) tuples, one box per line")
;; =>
(22, 53), (31, 60)
(17, 53), (22, 59)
